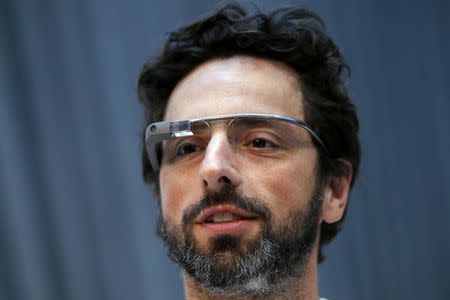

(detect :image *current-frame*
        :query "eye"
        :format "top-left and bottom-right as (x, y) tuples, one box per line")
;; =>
(163, 136), (207, 164)
(176, 142), (202, 156)
(244, 132), (281, 150)
(251, 138), (276, 148)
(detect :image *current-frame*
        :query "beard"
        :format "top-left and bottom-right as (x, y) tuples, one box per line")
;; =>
(157, 184), (324, 297)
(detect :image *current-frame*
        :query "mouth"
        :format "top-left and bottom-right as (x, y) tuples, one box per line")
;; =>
(195, 204), (258, 235)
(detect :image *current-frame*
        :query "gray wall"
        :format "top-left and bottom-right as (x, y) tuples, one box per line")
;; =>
(1, 0), (449, 299)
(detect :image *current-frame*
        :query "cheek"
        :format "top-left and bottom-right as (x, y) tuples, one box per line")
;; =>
(243, 152), (318, 218)
(159, 166), (202, 224)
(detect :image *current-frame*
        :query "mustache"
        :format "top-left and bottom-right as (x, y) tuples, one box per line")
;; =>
(182, 186), (272, 227)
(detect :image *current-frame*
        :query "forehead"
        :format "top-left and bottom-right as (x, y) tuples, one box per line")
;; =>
(164, 56), (305, 121)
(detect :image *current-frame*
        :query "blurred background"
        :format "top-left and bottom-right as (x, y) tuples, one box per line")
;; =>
(1, 0), (449, 299)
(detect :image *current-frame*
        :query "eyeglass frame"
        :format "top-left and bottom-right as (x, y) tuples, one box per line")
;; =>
(145, 113), (329, 172)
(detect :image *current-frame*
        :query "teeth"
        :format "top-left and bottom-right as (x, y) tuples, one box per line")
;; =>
(212, 213), (235, 223)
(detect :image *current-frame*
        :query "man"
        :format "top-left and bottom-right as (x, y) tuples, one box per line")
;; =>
(138, 3), (360, 299)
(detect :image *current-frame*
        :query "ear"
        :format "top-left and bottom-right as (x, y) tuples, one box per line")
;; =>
(322, 159), (353, 224)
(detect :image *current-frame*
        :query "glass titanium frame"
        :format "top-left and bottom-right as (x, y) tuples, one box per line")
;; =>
(145, 113), (328, 171)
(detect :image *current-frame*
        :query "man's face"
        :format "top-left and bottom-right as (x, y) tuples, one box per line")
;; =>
(158, 56), (324, 294)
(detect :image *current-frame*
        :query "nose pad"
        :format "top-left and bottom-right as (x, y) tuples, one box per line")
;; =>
(199, 134), (242, 192)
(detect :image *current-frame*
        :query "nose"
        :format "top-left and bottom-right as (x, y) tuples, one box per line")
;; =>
(199, 133), (243, 192)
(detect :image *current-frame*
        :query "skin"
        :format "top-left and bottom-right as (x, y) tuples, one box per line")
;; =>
(159, 56), (352, 300)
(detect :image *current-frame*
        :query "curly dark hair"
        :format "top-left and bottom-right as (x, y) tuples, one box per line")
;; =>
(137, 2), (361, 263)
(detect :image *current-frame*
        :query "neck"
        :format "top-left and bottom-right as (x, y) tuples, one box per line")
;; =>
(183, 250), (320, 300)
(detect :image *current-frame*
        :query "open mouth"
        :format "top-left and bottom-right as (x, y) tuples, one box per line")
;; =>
(204, 212), (255, 223)
(196, 204), (257, 224)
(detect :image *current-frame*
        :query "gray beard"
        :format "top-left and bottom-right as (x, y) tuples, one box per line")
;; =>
(158, 185), (324, 297)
